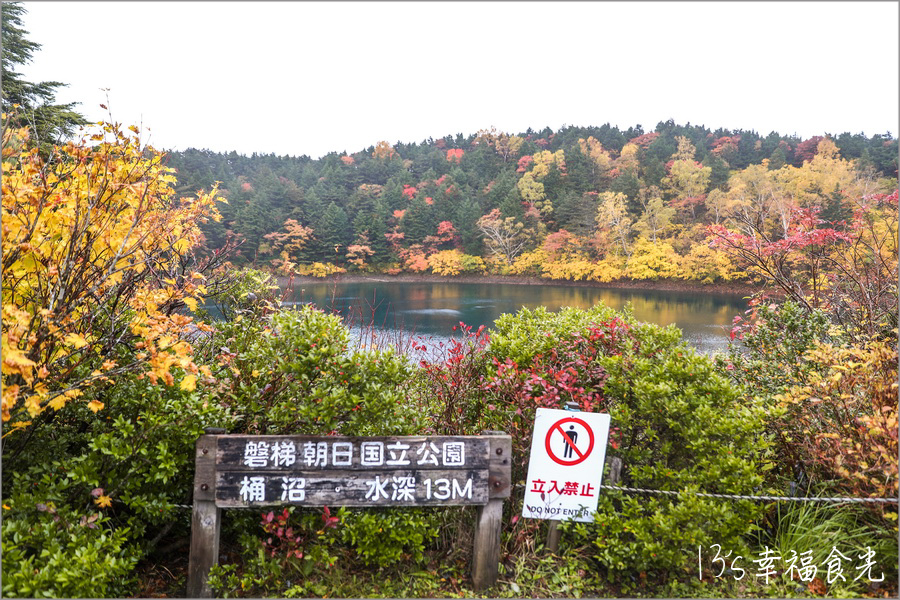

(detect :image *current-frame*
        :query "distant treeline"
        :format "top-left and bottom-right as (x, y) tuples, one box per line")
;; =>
(167, 120), (898, 282)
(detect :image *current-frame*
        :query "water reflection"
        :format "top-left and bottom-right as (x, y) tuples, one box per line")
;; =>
(284, 281), (749, 355)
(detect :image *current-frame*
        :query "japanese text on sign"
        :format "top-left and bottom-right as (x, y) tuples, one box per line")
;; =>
(212, 435), (497, 508)
(233, 439), (471, 469)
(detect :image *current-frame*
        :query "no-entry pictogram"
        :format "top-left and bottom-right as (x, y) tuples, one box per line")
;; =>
(544, 417), (594, 466)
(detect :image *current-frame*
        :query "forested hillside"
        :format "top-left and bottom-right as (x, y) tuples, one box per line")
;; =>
(168, 122), (898, 282)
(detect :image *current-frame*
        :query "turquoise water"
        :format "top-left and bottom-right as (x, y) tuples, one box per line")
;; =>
(278, 281), (748, 356)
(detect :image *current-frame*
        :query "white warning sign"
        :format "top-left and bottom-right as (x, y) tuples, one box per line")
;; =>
(522, 408), (611, 523)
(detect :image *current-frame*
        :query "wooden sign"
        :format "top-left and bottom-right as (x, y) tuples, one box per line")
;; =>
(187, 430), (511, 597)
(214, 435), (496, 507)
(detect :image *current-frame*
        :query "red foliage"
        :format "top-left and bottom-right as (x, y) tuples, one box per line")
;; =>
(424, 220), (459, 251)
(435, 221), (457, 237)
(412, 323), (491, 436)
(710, 207), (851, 258)
(628, 132), (660, 148)
(484, 319), (629, 416)
(793, 136), (825, 165)
(542, 229), (578, 258)
(260, 507), (339, 561)
(402, 185), (417, 199)
(340, 155), (355, 165)
(446, 148), (465, 163)
(516, 155), (534, 173)
(710, 135), (740, 157)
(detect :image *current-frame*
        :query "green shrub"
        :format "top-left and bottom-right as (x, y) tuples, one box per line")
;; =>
(486, 304), (770, 585)
(209, 507), (341, 598)
(716, 300), (832, 399)
(200, 298), (433, 588)
(202, 304), (418, 436)
(339, 507), (440, 567)
(4, 369), (231, 541)
(488, 304), (621, 368)
(1, 500), (138, 598)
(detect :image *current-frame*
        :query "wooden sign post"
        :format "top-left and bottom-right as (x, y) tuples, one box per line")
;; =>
(187, 430), (511, 597)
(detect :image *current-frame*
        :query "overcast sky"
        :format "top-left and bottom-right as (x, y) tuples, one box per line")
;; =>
(18, 1), (900, 159)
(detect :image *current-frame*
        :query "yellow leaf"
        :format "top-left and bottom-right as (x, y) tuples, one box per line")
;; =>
(48, 396), (66, 410)
(25, 394), (42, 417)
(3, 348), (36, 370)
(87, 400), (105, 413)
(1, 385), (19, 422)
(180, 374), (197, 392)
(94, 495), (112, 508)
(184, 296), (198, 312)
(64, 332), (88, 349)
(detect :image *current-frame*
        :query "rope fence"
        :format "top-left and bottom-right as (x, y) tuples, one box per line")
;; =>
(595, 484), (899, 504)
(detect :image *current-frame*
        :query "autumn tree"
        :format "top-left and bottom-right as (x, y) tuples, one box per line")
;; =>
(1, 120), (222, 428)
(596, 191), (633, 256)
(709, 191), (898, 341)
(634, 186), (675, 242)
(662, 136), (711, 221)
(345, 233), (375, 270)
(516, 149), (566, 216)
(372, 140), (398, 160)
(625, 237), (682, 280)
(577, 136), (614, 185)
(474, 127), (524, 162)
(262, 218), (314, 273)
(476, 209), (537, 265)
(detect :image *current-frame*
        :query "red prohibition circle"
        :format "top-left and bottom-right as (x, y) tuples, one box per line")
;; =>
(545, 417), (594, 466)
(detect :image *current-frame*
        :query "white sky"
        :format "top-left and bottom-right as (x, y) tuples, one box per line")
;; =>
(17, 1), (900, 159)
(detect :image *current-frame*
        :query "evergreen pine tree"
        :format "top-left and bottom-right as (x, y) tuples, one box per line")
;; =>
(1, 2), (87, 144)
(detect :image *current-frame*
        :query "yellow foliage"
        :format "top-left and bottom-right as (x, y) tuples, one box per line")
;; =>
(540, 256), (624, 283)
(459, 254), (486, 274)
(428, 250), (464, 276)
(516, 171), (545, 205)
(542, 258), (596, 282)
(591, 255), (626, 282)
(180, 374), (197, 392)
(776, 340), (898, 501)
(682, 243), (743, 284)
(616, 143), (640, 174)
(625, 237), (682, 280)
(1, 121), (222, 423)
(509, 248), (548, 277)
(577, 137), (613, 179)
(295, 262), (347, 278)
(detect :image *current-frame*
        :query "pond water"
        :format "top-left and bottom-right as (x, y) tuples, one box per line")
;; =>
(279, 281), (749, 356)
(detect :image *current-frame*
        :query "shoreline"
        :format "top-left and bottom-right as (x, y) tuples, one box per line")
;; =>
(276, 273), (763, 297)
